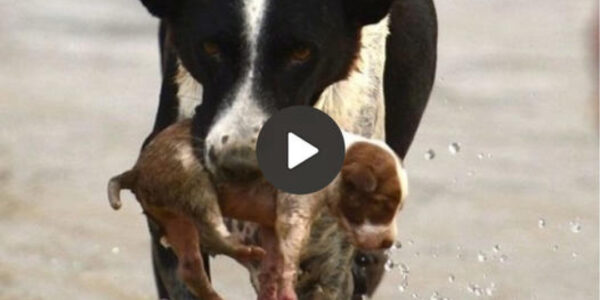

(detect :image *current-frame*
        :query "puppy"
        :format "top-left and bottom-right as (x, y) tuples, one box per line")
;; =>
(108, 120), (407, 300)
(107, 119), (266, 300)
(271, 132), (408, 300)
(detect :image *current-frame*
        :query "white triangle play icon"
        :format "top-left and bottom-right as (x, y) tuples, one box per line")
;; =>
(287, 132), (319, 170)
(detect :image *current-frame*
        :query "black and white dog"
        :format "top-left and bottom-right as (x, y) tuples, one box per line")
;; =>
(138, 0), (437, 298)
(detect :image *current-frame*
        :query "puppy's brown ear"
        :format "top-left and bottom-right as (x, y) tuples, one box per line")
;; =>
(344, 0), (393, 26)
(342, 162), (378, 193)
(140, 0), (174, 18)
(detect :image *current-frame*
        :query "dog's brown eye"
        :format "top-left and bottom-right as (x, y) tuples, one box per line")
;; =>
(290, 47), (312, 63)
(203, 41), (220, 56)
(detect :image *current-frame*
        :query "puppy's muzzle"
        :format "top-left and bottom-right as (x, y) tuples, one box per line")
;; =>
(209, 144), (261, 182)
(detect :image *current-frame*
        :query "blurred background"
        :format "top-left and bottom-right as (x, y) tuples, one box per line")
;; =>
(0, 0), (597, 299)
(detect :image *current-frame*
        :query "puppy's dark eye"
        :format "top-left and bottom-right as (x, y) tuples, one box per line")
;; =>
(202, 41), (220, 56)
(290, 46), (312, 63)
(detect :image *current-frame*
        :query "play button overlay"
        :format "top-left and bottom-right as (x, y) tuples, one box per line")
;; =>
(287, 133), (319, 169)
(257, 106), (345, 194)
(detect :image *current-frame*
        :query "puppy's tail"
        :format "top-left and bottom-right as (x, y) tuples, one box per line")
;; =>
(107, 170), (136, 210)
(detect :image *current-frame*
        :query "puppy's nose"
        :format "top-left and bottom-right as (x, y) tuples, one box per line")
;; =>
(213, 146), (261, 182)
(379, 238), (394, 249)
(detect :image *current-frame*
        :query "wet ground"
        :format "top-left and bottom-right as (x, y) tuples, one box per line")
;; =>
(0, 0), (597, 299)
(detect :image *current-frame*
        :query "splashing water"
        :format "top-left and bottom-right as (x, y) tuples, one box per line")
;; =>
(538, 218), (546, 229)
(499, 255), (508, 263)
(468, 283), (483, 296)
(569, 220), (582, 233)
(399, 263), (410, 275)
(492, 245), (500, 253)
(477, 251), (487, 263)
(384, 259), (396, 272)
(448, 274), (456, 283)
(425, 149), (436, 160)
(448, 142), (461, 154)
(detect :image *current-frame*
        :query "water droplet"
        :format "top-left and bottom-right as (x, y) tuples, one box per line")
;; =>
(424, 149), (436, 160)
(398, 284), (406, 293)
(408, 240), (415, 246)
(467, 170), (475, 176)
(552, 245), (559, 252)
(399, 263), (410, 274)
(569, 221), (581, 233)
(499, 255), (508, 263)
(486, 153), (493, 159)
(448, 142), (461, 154)
(467, 283), (480, 294)
(430, 291), (440, 300)
(477, 251), (487, 262)
(384, 259), (396, 272)
(414, 251), (421, 257)
(571, 252), (578, 258)
(448, 274), (455, 283)
(111, 247), (120, 254)
(493, 245), (500, 253)
(392, 241), (403, 250)
(538, 218), (546, 229)
(412, 293), (419, 299)
(477, 153), (484, 160)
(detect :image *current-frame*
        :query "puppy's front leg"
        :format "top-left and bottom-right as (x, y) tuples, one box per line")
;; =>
(276, 192), (322, 300)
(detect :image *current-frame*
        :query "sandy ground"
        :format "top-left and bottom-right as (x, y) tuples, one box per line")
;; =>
(0, 0), (597, 299)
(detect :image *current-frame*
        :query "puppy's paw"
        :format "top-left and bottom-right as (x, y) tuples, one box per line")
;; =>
(234, 245), (266, 262)
(277, 284), (298, 300)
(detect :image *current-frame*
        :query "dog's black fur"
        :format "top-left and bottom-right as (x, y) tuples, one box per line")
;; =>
(138, 0), (437, 298)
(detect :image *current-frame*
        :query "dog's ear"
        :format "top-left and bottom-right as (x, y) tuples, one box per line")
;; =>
(342, 162), (378, 193)
(140, 0), (173, 18)
(344, 0), (393, 26)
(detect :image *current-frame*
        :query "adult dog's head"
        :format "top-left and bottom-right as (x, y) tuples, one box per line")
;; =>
(140, 0), (392, 182)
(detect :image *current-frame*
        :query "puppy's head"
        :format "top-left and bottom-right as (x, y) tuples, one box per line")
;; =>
(337, 141), (407, 250)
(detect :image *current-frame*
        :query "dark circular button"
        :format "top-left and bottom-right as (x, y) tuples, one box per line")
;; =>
(256, 106), (345, 194)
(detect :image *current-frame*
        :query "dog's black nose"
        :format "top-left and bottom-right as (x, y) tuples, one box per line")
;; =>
(213, 146), (261, 182)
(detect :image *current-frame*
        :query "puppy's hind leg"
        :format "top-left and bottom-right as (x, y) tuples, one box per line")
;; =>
(187, 185), (265, 262)
(150, 208), (223, 300)
(275, 193), (323, 300)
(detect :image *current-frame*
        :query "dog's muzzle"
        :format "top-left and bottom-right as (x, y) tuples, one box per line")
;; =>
(205, 109), (265, 182)
(208, 142), (261, 182)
